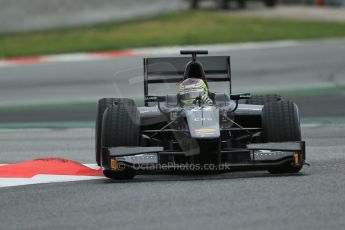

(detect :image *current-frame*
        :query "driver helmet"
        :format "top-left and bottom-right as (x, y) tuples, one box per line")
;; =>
(178, 78), (208, 105)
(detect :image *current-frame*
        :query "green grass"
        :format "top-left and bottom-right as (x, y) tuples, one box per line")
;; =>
(1, 11), (345, 58)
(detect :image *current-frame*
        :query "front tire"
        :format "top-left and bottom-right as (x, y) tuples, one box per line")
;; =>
(262, 100), (303, 173)
(101, 99), (139, 179)
(95, 98), (135, 166)
(103, 168), (136, 180)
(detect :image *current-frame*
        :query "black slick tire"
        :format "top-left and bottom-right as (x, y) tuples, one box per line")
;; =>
(101, 99), (139, 179)
(262, 100), (302, 173)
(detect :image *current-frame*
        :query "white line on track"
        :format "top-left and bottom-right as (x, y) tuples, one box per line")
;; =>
(0, 163), (103, 188)
(0, 175), (104, 188)
(0, 40), (302, 68)
(135, 40), (301, 56)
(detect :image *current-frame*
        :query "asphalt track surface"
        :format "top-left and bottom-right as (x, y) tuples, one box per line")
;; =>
(0, 40), (345, 229)
(0, 125), (345, 230)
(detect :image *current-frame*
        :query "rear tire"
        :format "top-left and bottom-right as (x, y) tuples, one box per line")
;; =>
(262, 100), (303, 174)
(95, 98), (135, 166)
(101, 99), (139, 180)
(245, 94), (281, 105)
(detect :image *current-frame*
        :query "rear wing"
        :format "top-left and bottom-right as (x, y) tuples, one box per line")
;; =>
(143, 56), (231, 106)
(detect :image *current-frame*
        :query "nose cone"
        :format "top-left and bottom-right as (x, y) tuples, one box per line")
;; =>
(185, 106), (220, 139)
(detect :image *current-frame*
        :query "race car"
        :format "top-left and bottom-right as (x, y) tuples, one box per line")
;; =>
(95, 50), (306, 179)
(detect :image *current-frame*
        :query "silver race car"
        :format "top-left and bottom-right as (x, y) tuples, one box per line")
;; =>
(95, 50), (306, 179)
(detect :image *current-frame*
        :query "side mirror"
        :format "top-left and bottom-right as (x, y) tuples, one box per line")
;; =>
(230, 93), (251, 100)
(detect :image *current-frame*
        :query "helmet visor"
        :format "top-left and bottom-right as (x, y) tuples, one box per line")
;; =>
(179, 89), (204, 100)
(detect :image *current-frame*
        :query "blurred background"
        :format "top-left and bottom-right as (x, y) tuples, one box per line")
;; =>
(0, 0), (344, 127)
(0, 0), (344, 34)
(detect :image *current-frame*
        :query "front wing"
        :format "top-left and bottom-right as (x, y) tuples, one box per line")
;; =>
(102, 142), (306, 172)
